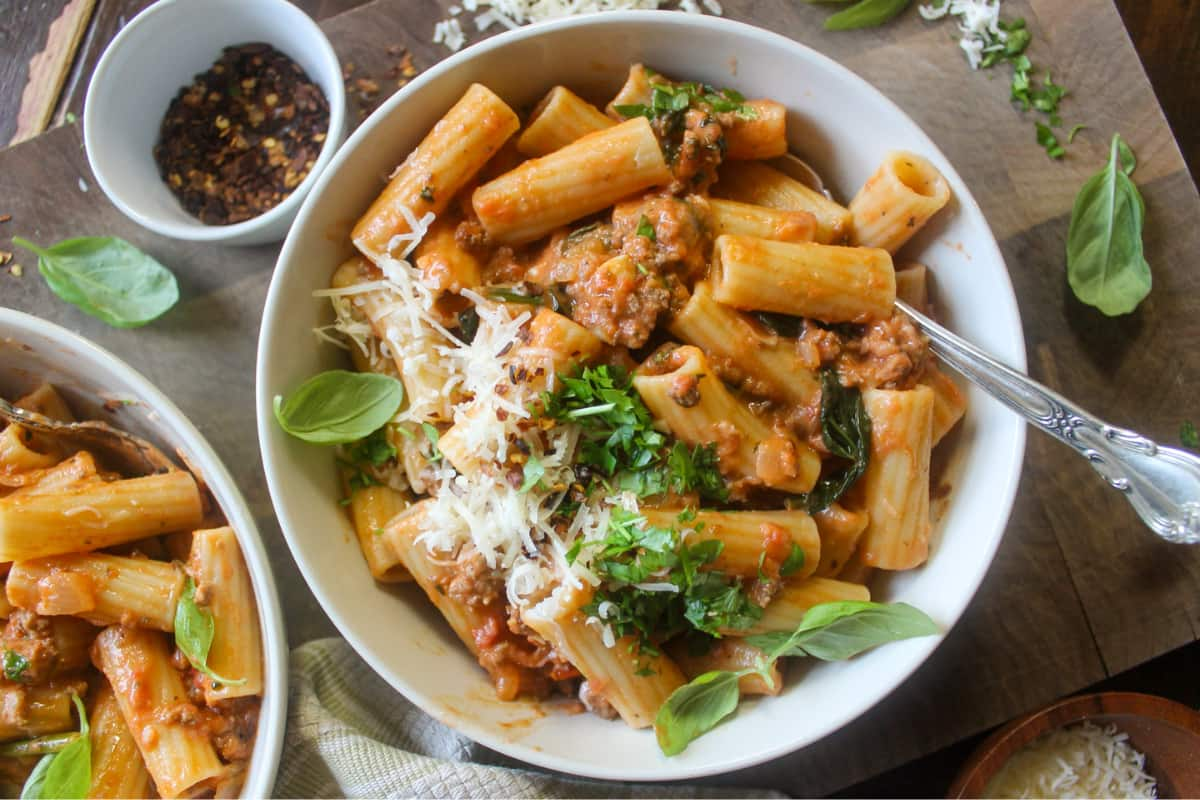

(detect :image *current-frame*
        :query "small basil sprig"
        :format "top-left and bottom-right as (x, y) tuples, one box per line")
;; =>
(274, 370), (404, 444)
(653, 601), (937, 755)
(175, 576), (245, 687)
(804, 0), (912, 31)
(20, 694), (90, 799)
(12, 236), (179, 328)
(1066, 134), (1151, 316)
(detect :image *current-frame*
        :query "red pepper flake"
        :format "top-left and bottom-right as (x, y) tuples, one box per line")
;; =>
(153, 42), (330, 226)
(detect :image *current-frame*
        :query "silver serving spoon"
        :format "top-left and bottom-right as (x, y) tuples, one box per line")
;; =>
(780, 153), (1200, 543)
(0, 397), (176, 476)
(897, 300), (1200, 544)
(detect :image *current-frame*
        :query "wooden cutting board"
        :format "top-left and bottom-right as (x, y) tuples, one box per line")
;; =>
(2, 0), (1198, 794)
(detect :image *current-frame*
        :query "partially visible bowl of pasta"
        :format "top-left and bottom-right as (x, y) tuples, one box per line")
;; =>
(257, 11), (1026, 781)
(0, 308), (287, 797)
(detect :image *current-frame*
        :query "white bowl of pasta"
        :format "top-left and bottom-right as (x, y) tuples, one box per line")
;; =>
(0, 308), (286, 797)
(257, 11), (1026, 781)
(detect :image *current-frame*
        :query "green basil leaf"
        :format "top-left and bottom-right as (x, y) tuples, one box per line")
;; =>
(747, 601), (938, 662)
(654, 670), (743, 755)
(1066, 134), (1152, 316)
(1067, 124), (1088, 144)
(3, 649), (29, 682)
(21, 694), (90, 799)
(794, 370), (871, 512)
(175, 576), (246, 687)
(273, 370), (404, 444)
(823, 0), (912, 30)
(20, 755), (53, 800)
(12, 236), (179, 328)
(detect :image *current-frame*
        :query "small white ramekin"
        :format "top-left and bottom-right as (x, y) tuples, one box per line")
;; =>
(83, 0), (346, 246)
(0, 308), (288, 797)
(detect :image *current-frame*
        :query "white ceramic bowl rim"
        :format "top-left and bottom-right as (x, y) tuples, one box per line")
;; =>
(258, 10), (1027, 782)
(82, 0), (346, 242)
(0, 308), (288, 797)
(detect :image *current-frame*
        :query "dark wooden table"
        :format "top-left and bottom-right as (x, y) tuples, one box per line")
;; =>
(2, 1), (1199, 797)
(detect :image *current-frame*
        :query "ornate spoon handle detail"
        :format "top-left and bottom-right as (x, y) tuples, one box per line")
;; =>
(896, 300), (1200, 544)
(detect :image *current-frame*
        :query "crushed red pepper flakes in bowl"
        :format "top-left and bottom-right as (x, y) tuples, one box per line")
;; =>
(153, 42), (330, 226)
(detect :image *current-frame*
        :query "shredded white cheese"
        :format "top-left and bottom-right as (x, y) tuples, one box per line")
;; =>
(984, 721), (1158, 799)
(919, 0), (1006, 69)
(433, 0), (722, 52)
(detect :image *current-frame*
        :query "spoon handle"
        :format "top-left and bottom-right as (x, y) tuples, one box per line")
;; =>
(896, 300), (1200, 544)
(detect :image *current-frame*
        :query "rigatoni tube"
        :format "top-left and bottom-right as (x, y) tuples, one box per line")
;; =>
(707, 198), (815, 244)
(639, 508), (819, 581)
(92, 626), (225, 798)
(849, 151), (951, 254)
(0, 471), (204, 561)
(472, 116), (672, 245)
(7, 552), (184, 631)
(352, 83), (520, 263)
(517, 86), (614, 157)
(188, 526), (265, 702)
(88, 682), (154, 799)
(856, 386), (935, 570)
(523, 584), (686, 729)
(711, 234), (896, 324)
(668, 281), (820, 408)
(713, 160), (852, 244)
(728, 577), (871, 636)
(634, 346), (819, 493)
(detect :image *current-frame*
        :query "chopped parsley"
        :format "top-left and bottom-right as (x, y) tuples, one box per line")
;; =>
(936, 13), (1073, 160)
(1036, 122), (1065, 160)
(615, 80), (758, 124)
(338, 426), (397, 492)
(541, 364), (666, 480)
(779, 543), (806, 577)
(636, 215), (657, 241)
(419, 185), (434, 202)
(1181, 420), (1199, 451)
(575, 509), (761, 653)
(2, 650), (29, 682)
(540, 366), (728, 501)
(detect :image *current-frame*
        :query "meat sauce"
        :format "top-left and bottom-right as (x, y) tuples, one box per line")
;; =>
(424, 73), (936, 712)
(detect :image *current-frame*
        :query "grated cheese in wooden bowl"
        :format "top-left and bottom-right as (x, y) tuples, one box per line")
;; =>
(984, 720), (1158, 799)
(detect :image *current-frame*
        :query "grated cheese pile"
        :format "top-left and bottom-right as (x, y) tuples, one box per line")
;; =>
(435, 0), (724, 52)
(983, 721), (1158, 799)
(919, 0), (1006, 69)
(315, 210), (629, 608)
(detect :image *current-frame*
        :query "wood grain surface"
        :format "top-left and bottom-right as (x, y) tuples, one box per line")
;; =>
(1, 0), (1199, 795)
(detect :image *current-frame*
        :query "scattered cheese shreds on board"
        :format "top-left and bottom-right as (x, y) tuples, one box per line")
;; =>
(919, 0), (1006, 69)
(434, 0), (722, 52)
(983, 720), (1158, 799)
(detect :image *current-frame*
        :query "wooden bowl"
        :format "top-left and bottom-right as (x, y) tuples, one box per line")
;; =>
(948, 692), (1200, 798)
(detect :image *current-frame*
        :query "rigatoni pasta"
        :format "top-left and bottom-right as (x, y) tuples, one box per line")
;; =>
(291, 64), (964, 749)
(0, 385), (266, 797)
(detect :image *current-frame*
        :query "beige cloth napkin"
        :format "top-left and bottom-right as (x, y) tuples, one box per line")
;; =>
(275, 638), (783, 799)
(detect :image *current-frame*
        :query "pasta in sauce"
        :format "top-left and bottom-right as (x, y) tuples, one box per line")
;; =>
(317, 64), (965, 736)
(0, 383), (263, 798)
